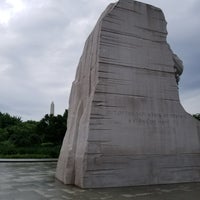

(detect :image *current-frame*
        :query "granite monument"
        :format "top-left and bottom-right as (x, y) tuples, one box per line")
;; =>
(56, 0), (200, 188)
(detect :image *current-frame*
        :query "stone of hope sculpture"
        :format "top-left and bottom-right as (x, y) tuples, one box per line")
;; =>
(56, 0), (200, 188)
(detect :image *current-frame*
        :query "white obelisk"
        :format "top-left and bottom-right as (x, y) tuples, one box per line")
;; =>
(50, 101), (54, 116)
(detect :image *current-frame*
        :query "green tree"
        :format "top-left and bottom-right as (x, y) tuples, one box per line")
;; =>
(0, 128), (9, 142)
(0, 112), (22, 128)
(193, 113), (200, 121)
(7, 121), (40, 147)
(36, 110), (67, 145)
(0, 110), (67, 158)
(63, 109), (68, 121)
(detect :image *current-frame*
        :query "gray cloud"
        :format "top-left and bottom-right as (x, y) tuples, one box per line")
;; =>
(0, 0), (199, 120)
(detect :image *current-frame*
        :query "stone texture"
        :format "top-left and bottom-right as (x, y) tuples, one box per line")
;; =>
(56, 0), (200, 188)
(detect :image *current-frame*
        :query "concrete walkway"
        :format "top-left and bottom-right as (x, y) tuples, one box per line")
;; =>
(0, 158), (57, 162)
(0, 161), (200, 200)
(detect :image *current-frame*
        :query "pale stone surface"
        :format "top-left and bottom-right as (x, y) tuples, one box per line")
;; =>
(56, 0), (200, 188)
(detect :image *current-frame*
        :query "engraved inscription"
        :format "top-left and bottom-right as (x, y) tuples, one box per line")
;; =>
(106, 110), (187, 126)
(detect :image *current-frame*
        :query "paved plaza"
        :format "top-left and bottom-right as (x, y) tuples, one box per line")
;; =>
(0, 161), (200, 200)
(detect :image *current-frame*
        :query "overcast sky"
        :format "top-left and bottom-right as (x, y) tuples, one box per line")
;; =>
(0, 0), (199, 121)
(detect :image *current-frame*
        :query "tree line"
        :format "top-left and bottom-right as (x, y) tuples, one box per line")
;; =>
(0, 110), (68, 158)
